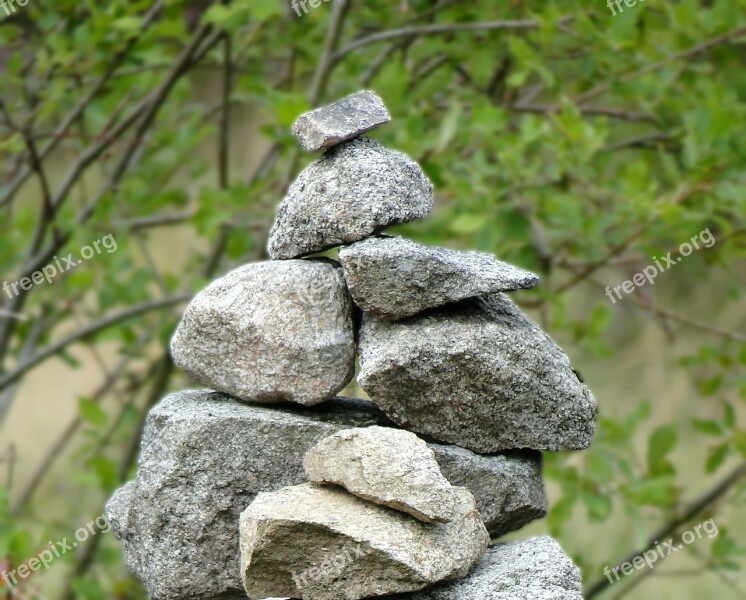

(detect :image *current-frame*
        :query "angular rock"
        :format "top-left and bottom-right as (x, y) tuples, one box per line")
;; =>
(106, 390), (545, 600)
(339, 236), (539, 319)
(358, 293), (597, 453)
(267, 138), (433, 259)
(304, 426), (455, 523)
(170, 260), (355, 406)
(385, 536), (583, 600)
(434, 447), (546, 536)
(239, 483), (489, 600)
(292, 90), (391, 152)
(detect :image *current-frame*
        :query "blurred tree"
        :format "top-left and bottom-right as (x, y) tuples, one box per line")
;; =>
(0, 0), (745, 598)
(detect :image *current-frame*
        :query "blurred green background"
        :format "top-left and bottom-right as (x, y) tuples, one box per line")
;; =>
(1, 0), (745, 598)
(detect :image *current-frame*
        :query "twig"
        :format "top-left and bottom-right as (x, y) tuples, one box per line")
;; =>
(577, 25), (746, 105)
(585, 462), (746, 597)
(9, 332), (154, 515)
(332, 17), (572, 61)
(0, 294), (191, 391)
(0, 0), (165, 208)
(218, 32), (232, 189)
(59, 355), (174, 600)
(593, 277), (746, 343)
(309, 0), (352, 105)
(111, 211), (195, 230)
(511, 102), (659, 124)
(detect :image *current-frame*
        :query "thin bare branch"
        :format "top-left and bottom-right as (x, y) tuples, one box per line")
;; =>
(585, 462), (746, 598)
(0, 294), (190, 391)
(333, 17), (572, 61)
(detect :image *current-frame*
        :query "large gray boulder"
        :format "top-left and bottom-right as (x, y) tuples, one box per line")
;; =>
(358, 293), (597, 453)
(170, 260), (355, 406)
(105, 390), (545, 600)
(385, 536), (583, 599)
(292, 90), (391, 152)
(267, 138), (433, 259)
(339, 236), (539, 319)
(239, 483), (489, 600)
(304, 426), (456, 523)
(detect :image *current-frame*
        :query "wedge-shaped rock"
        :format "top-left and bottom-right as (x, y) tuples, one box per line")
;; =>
(339, 236), (539, 319)
(359, 293), (597, 453)
(304, 426), (455, 523)
(267, 138), (433, 259)
(292, 90), (391, 152)
(171, 260), (355, 406)
(106, 391), (544, 600)
(239, 483), (489, 600)
(385, 536), (582, 599)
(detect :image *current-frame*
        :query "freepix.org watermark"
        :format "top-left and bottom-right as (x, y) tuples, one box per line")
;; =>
(291, 543), (369, 589)
(605, 228), (715, 304)
(2, 233), (118, 299)
(603, 518), (719, 584)
(291, 0), (342, 18)
(607, 0), (657, 17)
(0, 0), (30, 18)
(1, 514), (111, 591)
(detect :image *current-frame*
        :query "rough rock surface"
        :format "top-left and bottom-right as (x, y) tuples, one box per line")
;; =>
(105, 390), (545, 600)
(358, 293), (597, 453)
(239, 483), (489, 600)
(384, 536), (583, 600)
(304, 426), (456, 523)
(170, 260), (355, 406)
(292, 90), (391, 152)
(339, 236), (539, 319)
(267, 138), (433, 259)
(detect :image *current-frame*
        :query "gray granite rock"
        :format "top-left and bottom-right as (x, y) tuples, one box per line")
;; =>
(105, 390), (545, 600)
(267, 138), (433, 259)
(339, 236), (539, 319)
(304, 426), (456, 523)
(384, 536), (582, 599)
(239, 483), (489, 600)
(358, 293), (597, 453)
(434, 447), (546, 537)
(292, 90), (391, 152)
(170, 260), (355, 406)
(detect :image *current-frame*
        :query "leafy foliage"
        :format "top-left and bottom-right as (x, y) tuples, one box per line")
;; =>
(1, 0), (745, 598)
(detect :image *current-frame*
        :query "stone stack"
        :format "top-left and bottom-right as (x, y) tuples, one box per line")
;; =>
(106, 90), (596, 600)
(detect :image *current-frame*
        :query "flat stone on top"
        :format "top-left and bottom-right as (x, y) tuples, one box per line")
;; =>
(339, 236), (540, 319)
(292, 90), (391, 152)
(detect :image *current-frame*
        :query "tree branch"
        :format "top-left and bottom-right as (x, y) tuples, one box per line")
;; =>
(0, 294), (190, 391)
(585, 462), (746, 598)
(332, 17), (572, 62)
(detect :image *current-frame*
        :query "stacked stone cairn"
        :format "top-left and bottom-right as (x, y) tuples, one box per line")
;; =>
(106, 90), (598, 600)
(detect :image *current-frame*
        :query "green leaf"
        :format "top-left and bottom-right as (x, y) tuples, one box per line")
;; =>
(88, 456), (118, 493)
(248, 2), (286, 20)
(692, 419), (724, 437)
(705, 442), (731, 474)
(547, 494), (576, 537)
(582, 490), (612, 522)
(724, 402), (736, 429)
(79, 397), (107, 428)
(624, 476), (677, 508)
(647, 425), (677, 476)
(623, 399), (651, 439)
(449, 214), (487, 235)
(586, 451), (615, 484)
